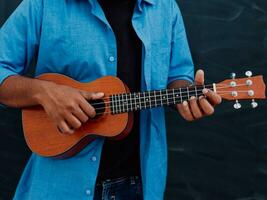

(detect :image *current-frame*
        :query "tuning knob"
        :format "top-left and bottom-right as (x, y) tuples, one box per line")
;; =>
(234, 100), (242, 109)
(245, 71), (252, 77)
(251, 99), (258, 108)
(231, 73), (236, 79)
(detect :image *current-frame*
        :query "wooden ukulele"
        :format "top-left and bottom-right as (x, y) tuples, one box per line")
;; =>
(22, 72), (266, 158)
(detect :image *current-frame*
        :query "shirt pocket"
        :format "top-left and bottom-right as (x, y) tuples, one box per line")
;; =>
(150, 42), (171, 89)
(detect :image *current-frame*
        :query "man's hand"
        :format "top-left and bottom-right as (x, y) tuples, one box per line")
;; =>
(36, 82), (104, 134)
(176, 70), (222, 121)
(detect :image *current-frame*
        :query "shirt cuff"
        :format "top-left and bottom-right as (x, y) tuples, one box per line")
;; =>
(0, 67), (19, 108)
(0, 67), (18, 85)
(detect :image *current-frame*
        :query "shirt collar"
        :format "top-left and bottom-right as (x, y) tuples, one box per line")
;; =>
(137, 0), (156, 12)
(138, 0), (156, 5)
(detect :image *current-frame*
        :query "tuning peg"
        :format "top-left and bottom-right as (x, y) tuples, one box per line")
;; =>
(251, 99), (258, 108)
(245, 71), (252, 77)
(234, 100), (241, 109)
(231, 73), (236, 79)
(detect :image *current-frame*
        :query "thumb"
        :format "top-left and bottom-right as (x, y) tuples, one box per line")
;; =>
(195, 69), (205, 85)
(81, 91), (105, 100)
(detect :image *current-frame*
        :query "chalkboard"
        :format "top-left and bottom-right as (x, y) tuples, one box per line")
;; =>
(0, 0), (267, 199)
(165, 0), (267, 199)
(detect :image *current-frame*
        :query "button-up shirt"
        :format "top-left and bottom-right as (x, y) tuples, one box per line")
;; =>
(0, 0), (194, 199)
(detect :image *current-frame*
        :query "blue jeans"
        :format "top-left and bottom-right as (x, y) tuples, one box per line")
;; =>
(93, 176), (143, 200)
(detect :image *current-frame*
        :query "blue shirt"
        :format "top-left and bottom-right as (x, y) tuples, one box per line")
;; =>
(0, 0), (194, 199)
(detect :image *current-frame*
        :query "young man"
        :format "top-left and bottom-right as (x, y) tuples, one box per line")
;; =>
(0, 0), (221, 199)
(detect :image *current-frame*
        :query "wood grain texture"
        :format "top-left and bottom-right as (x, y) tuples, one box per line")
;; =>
(217, 75), (266, 100)
(22, 74), (129, 158)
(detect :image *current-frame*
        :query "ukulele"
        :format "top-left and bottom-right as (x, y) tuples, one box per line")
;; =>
(22, 71), (266, 158)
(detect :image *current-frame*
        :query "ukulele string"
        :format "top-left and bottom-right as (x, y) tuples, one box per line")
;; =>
(88, 83), (228, 102)
(92, 90), (251, 115)
(89, 83), (249, 107)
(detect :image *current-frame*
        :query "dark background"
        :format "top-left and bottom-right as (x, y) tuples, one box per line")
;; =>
(1, 0), (267, 199)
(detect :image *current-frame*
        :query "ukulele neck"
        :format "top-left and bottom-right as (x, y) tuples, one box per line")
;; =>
(110, 84), (215, 114)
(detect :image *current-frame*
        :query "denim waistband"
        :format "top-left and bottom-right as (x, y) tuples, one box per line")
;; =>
(96, 176), (141, 187)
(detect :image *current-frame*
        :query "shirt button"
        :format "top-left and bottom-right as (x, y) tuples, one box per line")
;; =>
(91, 156), (97, 162)
(109, 56), (115, 62)
(85, 189), (91, 196)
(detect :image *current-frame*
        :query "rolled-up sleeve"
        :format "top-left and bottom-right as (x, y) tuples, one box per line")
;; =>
(168, 1), (194, 85)
(0, 0), (42, 85)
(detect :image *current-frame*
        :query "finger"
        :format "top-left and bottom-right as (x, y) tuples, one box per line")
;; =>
(81, 91), (105, 100)
(176, 101), (195, 121)
(58, 120), (74, 134)
(203, 89), (222, 105)
(198, 96), (214, 116)
(189, 96), (203, 119)
(195, 69), (205, 85)
(79, 97), (97, 118)
(65, 114), (82, 129)
(72, 107), (89, 123)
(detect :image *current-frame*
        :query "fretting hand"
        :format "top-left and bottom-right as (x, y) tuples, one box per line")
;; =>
(176, 70), (222, 121)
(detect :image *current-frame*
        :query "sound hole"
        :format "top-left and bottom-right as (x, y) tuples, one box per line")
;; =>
(88, 99), (106, 118)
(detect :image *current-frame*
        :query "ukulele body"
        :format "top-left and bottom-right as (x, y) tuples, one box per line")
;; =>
(22, 74), (133, 158)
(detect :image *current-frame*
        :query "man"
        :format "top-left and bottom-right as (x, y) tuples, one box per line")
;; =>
(0, 0), (221, 199)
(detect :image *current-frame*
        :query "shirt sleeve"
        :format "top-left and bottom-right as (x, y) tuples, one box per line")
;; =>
(168, 1), (195, 85)
(0, 0), (43, 85)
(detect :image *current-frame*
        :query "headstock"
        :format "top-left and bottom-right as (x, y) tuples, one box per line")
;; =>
(216, 71), (266, 109)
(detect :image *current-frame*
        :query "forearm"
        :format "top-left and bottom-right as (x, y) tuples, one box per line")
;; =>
(168, 79), (192, 90)
(0, 75), (49, 108)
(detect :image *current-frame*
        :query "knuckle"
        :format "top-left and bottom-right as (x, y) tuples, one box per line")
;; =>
(58, 111), (68, 118)
(86, 92), (93, 99)
(68, 104), (78, 112)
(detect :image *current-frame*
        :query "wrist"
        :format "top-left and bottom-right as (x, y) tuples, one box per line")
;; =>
(32, 79), (56, 105)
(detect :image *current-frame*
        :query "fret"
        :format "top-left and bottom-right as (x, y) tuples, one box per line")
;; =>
(124, 93), (128, 112)
(148, 91), (152, 108)
(121, 94), (125, 113)
(143, 92), (147, 109)
(159, 90), (163, 106)
(138, 92), (141, 110)
(172, 89), (176, 104)
(115, 95), (119, 114)
(110, 95), (114, 114)
(154, 90), (157, 107)
(141, 92), (146, 110)
(186, 87), (190, 100)
(161, 89), (168, 106)
(166, 90), (170, 106)
(179, 88), (183, 103)
(132, 93), (136, 111)
(118, 94), (122, 113)
(143, 92), (148, 109)
(134, 93), (140, 110)
(112, 95), (115, 114)
(195, 85), (198, 98)
(133, 93), (137, 110)
(128, 93), (133, 111)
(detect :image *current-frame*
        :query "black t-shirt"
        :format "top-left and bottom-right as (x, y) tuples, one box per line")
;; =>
(96, 0), (142, 181)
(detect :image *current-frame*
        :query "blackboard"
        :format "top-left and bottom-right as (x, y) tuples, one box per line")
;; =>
(0, 0), (267, 199)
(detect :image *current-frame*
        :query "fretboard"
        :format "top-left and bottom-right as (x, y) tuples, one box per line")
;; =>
(109, 84), (214, 114)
